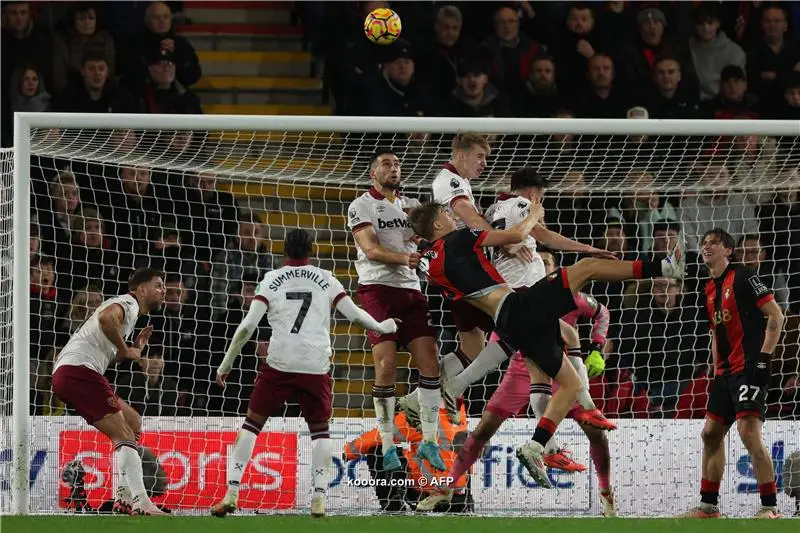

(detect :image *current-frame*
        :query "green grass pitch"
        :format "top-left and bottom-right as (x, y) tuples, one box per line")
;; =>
(2, 515), (798, 533)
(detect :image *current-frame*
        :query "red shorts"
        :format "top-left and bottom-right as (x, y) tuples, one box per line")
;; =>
(450, 299), (495, 333)
(356, 284), (435, 347)
(249, 364), (333, 424)
(51, 364), (121, 425)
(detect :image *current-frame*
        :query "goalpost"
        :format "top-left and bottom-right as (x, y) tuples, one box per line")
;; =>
(5, 113), (800, 516)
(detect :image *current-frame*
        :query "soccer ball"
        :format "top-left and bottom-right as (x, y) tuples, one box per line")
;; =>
(364, 8), (402, 45)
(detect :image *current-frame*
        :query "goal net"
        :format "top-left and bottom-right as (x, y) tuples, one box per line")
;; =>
(6, 115), (800, 517)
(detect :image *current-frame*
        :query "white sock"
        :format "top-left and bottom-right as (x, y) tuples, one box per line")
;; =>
(416, 379), (441, 442)
(529, 384), (560, 454)
(440, 351), (466, 379)
(568, 355), (596, 410)
(227, 428), (258, 496)
(311, 437), (332, 497)
(114, 442), (150, 507)
(112, 450), (129, 502)
(372, 388), (396, 452)
(447, 342), (509, 397)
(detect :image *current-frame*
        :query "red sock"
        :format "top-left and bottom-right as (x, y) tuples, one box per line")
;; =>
(700, 478), (720, 505)
(449, 435), (486, 485)
(589, 439), (611, 492)
(759, 481), (777, 507)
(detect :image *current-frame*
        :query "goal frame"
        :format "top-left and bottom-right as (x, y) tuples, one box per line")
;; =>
(9, 112), (799, 515)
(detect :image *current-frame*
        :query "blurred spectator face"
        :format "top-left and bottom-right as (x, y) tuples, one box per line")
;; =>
(453, 145), (488, 179)
(30, 234), (40, 257)
(148, 60), (176, 87)
(461, 72), (489, 99)
(240, 282), (257, 310)
(164, 279), (186, 314)
(653, 228), (679, 255)
(551, 110), (575, 143)
(80, 218), (103, 248)
(384, 57), (414, 86)
(560, 171), (587, 197)
(121, 167), (151, 196)
(81, 59), (108, 91)
(529, 58), (555, 89)
(20, 68), (40, 97)
(69, 288), (103, 324)
(733, 134), (759, 157)
(493, 7), (520, 43)
(700, 164), (731, 189)
(603, 226), (627, 253)
(198, 172), (217, 195)
(2, 3), (31, 36)
(566, 7), (594, 36)
(720, 77), (747, 102)
(31, 261), (55, 291)
(639, 18), (664, 46)
(238, 221), (263, 251)
(736, 237), (765, 269)
(694, 17), (720, 42)
(761, 7), (787, 40)
(55, 182), (79, 214)
(74, 7), (96, 36)
(435, 14), (461, 47)
(539, 251), (556, 275)
(786, 85), (800, 107)
(652, 278), (680, 309)
(588, 55), (614, 89)
(146, 2), (172, 34)
(654, 59), (681, 93)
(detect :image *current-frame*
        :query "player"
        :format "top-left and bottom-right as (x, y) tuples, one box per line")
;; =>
(408, 201), (685, 487)
(680, 229), (785, 519)
(211, 229), (399, 518)
(51, 268), (167, 516)
(348, 149), (445, 472)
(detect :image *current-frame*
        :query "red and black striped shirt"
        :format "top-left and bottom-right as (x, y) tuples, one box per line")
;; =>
(703, 264), (774, 376)
(420, 228), (505, 300)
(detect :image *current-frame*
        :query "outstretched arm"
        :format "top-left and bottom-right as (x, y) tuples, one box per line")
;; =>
(336, 296), (398, 335)
(532, 225), (617, 259)
(354, 225), (419, 268)
(217, 299), (268, 386)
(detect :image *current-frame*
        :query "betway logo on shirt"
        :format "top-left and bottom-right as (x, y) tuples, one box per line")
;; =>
(378, 217), (410, 229)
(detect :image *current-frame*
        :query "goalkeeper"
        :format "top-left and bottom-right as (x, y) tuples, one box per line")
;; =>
(344, 403), (472, 513)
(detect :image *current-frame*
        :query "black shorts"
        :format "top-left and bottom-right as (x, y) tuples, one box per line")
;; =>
(706, 372), (767, 426)
(494, 268), (577, 379)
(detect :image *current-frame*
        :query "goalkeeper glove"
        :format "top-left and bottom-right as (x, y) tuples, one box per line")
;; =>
(585, 344), (606, 378)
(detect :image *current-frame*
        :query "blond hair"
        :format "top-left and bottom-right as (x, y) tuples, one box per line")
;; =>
(451, 132), (490, 155)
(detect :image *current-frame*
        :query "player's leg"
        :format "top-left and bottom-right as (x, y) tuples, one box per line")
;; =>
(112, 399), (143, 513)
(296, 373), (335, 518)
(371, 340), (402, 470)
(580, 423), (615, 517)
(737, 416), (780, 518)
(563, 253), (684, 297)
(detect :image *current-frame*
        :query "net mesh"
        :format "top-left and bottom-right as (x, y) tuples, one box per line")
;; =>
(11, 124), (800, 516)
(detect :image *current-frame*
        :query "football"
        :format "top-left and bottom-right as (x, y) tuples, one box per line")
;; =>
(364, 8), (402, 45)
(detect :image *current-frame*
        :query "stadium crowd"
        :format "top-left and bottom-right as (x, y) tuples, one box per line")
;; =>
(2, 1), (798, 421)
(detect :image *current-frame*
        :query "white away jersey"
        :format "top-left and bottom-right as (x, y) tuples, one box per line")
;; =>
(432, 165), (480, 229)
(348, 189), (421, 290)
(485, 195), (546, 289)
(54, 294), (140, 375)
(256, 264), (347, 374)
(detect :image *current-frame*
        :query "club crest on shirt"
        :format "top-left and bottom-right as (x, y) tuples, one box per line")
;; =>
(724, 287), (731, 300)
(748, 275), (769, 296)
(450, 178), (460, 189)
(349, 209), (359, 224)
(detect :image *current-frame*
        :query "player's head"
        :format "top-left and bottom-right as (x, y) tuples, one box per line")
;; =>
(736, 233), (765, 270)
(451, 132), (490, 179)
(700, 228), (735, 267)
(538, 247), (557, 275)
(369, 149), (401, 191)
(285, 228), (313, 261)
(510, 167), (548, 202)
(409, 202), (455, 240)
(128, 268), (165, 313)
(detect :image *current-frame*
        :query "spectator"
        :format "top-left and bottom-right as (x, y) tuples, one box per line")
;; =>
(118, 344), (179, 417)
(569, 54), (629, 118)
(770, 70), (800, 120)
(736, 234), (791, 311)
(210, 214), (272, 316)
(1, 2), (51, 105)
(51, 51), (137, 113)
(649, 220), (682, 262)
(702, 65), (759, 119)
(3, 65), (51, 144)
(608, 171), (678, 254)
(597, 217), (634, 260)
(30, 254), (60, 362)
(689, 4), (746, 102)
(482, 6), (544, 114)
(416, 5), (472, 104)
(51, 2), (116, 95)
(29, 223), (40, 260)
(65, 207), (122, 296)
(618, 278), (704, 416)
(520, 55), (563, 118)
(133, 47), (202, 115)
(745, 4), (800, 109)
(680, 164), (759, 251)
(359, 39), (431, 117)
(553, 3), (610, 91)
(640, 56), (699, 119)
(123, 1), (201, 88)
(57, 283), (103, 338)
(38, 170), (82, 263)
(441, 57), (511, 118)
(136, 225), (200, 292)
(533, 113), (588, 179)
(757, 178), (800, 297)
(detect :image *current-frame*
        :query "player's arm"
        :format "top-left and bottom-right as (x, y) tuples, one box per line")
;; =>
(532, 225), (618, 259)
(353, 225), (419, 268)
(98, 304), (141, 362)
(216, 298), (269, 386)
(759, 299), (785, 355)
(479, 200), (544, 248)
(451, 198), (492, 231)
(335, 295), (399, 334)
